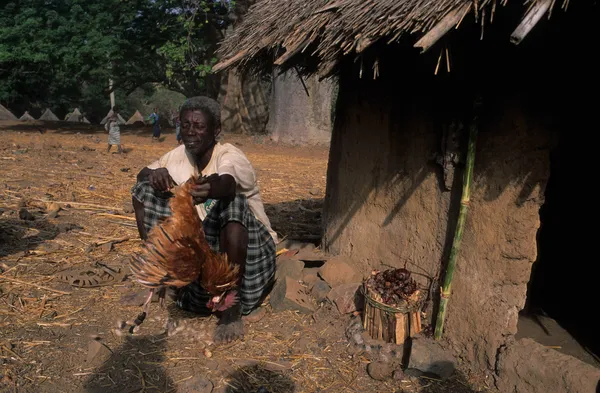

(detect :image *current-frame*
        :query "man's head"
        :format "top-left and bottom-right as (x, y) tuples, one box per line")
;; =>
(179, 96), (221, 156)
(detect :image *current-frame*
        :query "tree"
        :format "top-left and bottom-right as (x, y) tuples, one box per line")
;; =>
(0, 0), (235, 117)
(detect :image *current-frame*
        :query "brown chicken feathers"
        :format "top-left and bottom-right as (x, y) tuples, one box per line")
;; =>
(129, 176), (239, 295)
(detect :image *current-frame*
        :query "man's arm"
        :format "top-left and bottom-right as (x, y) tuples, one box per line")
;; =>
(191, 174), (236, 204)
(137, 167), (153, 183)
(137, 167), (176, 191)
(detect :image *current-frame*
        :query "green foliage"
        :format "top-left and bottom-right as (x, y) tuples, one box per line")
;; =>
(0, 0), (236, 119)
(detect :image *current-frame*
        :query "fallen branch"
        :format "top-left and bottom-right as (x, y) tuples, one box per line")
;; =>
(0, 277), (71, 295)
(35, 200), (121, 211)
(95, 236), (131, 246)
(95, 213), (136, 221)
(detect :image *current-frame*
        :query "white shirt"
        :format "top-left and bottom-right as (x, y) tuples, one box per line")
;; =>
(147, 143), (278, 243)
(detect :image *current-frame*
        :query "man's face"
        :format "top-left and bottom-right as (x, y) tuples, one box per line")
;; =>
(180, 109), (220, 156)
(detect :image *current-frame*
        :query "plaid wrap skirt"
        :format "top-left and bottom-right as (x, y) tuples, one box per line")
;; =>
(131, 181), (276, 315)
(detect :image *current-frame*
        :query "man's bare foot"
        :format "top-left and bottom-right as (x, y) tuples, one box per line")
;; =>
(214, 304), (244, 344)
(243, 307), (266, 323)
(214, 319), (244, 343)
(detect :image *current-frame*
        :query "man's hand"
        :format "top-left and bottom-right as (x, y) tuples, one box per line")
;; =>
(148, 168), (176, 191)
(191, 174), (219, 205)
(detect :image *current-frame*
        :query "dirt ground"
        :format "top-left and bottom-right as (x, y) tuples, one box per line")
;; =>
(0, 121), (491, 393)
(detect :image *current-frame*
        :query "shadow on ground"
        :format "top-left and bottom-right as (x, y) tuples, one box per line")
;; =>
(0, 217), (58, 258)
(264, 198), (323, 242)
(83, 334), (174, 393)
(224, 365), (295, 393)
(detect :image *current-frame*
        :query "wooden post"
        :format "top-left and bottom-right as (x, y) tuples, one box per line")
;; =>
(510, 0), (552, 45)
(414, 3), (472, 53)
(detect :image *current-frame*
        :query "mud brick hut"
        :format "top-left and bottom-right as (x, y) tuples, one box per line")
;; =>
(214, 0), (599, 391)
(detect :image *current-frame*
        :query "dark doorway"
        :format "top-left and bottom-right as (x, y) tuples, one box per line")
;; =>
(519, 129), (599, 367)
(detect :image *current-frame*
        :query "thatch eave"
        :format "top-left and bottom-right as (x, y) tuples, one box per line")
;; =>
(212, 0), (569, 78)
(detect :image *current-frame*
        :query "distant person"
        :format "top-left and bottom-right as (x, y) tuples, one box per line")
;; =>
(148, 108), (161, 142)
(105, 106), (122, 154)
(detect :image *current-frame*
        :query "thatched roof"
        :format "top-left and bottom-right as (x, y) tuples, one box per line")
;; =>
(19, 111), (36, 121)
(213, 0), (566, 78)
(126, 110), (145, 125)
(101, 109), (126, 125)
(66, 108), (92, 123)
(39, 108), (59, 121)
(0, 104), (18, 120)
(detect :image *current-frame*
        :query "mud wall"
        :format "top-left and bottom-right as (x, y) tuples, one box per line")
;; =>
(266, 70), (336, 146)
(322, 54), (553, 371)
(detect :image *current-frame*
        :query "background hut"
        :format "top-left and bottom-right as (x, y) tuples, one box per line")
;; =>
(66, 107), (90, 123)
(19, 111), (36, 121)
(126, 110), (145, 126)
(0, 104), (18, 120)
(100, 109), (126, 125)
(213, 0), (600, 391)
(38, 108), (59, 121)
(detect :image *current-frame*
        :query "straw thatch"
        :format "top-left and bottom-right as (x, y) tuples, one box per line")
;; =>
(19, 111), (36, 121)
(66, 108), (91, 123)
(101, 109), (126, 125)
(213, 0), (568, 78)
(126, 110), (145, 125)
(0, 104), (18, 120)
(38, 108), (60, 121)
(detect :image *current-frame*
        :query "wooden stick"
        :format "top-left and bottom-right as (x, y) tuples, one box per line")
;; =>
(35, 200), (120, 211)
(434, 97), (481, 340)
(414, 3), (471, 53)
(95, 236), (131, 246)
(510, 0), (552, 45)
(94, 213), (136, 221)
(395, 313), (406, 345)
(0, 277), (71, 295)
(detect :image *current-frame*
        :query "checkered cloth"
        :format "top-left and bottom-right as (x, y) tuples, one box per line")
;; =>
(131, 181), (276, 315)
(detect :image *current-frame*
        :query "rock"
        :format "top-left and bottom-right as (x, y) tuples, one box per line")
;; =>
(278, 240), (315, 252)
(311, 280), (331, 302)
(495, 338), (600, 393)
(120, 167), (130, 172)
(100, 242), (113, 253)
(301, 268), (321, 287)
(205, 359), (219, 370)
(18, 208), (35, 221)
(327, 283), (362, 314)
(318, 257), (362, 287)
(367, 361), (394, 381)
(407, 337), (456, 380)
(345, 315), (365, 346)
(294, 249), (327, 262)
(178, 375), (213, 393)
(309, 188), (320, 196)
(392, 369), (405, 381)
(81, 146), (96, 151)
(38, 242), (60, 253)
(275, 258), (304, 280)
(122, 201), (134, 214)
(85, 340), (111, 366)
(270, 276), (316, 314)
(46, 202), (61, 218)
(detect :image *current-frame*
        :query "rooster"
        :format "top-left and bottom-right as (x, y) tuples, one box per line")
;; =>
(126, 175), (240, 331)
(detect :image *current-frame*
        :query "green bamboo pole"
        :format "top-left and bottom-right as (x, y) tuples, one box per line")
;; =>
(434, 108), (479, 340)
